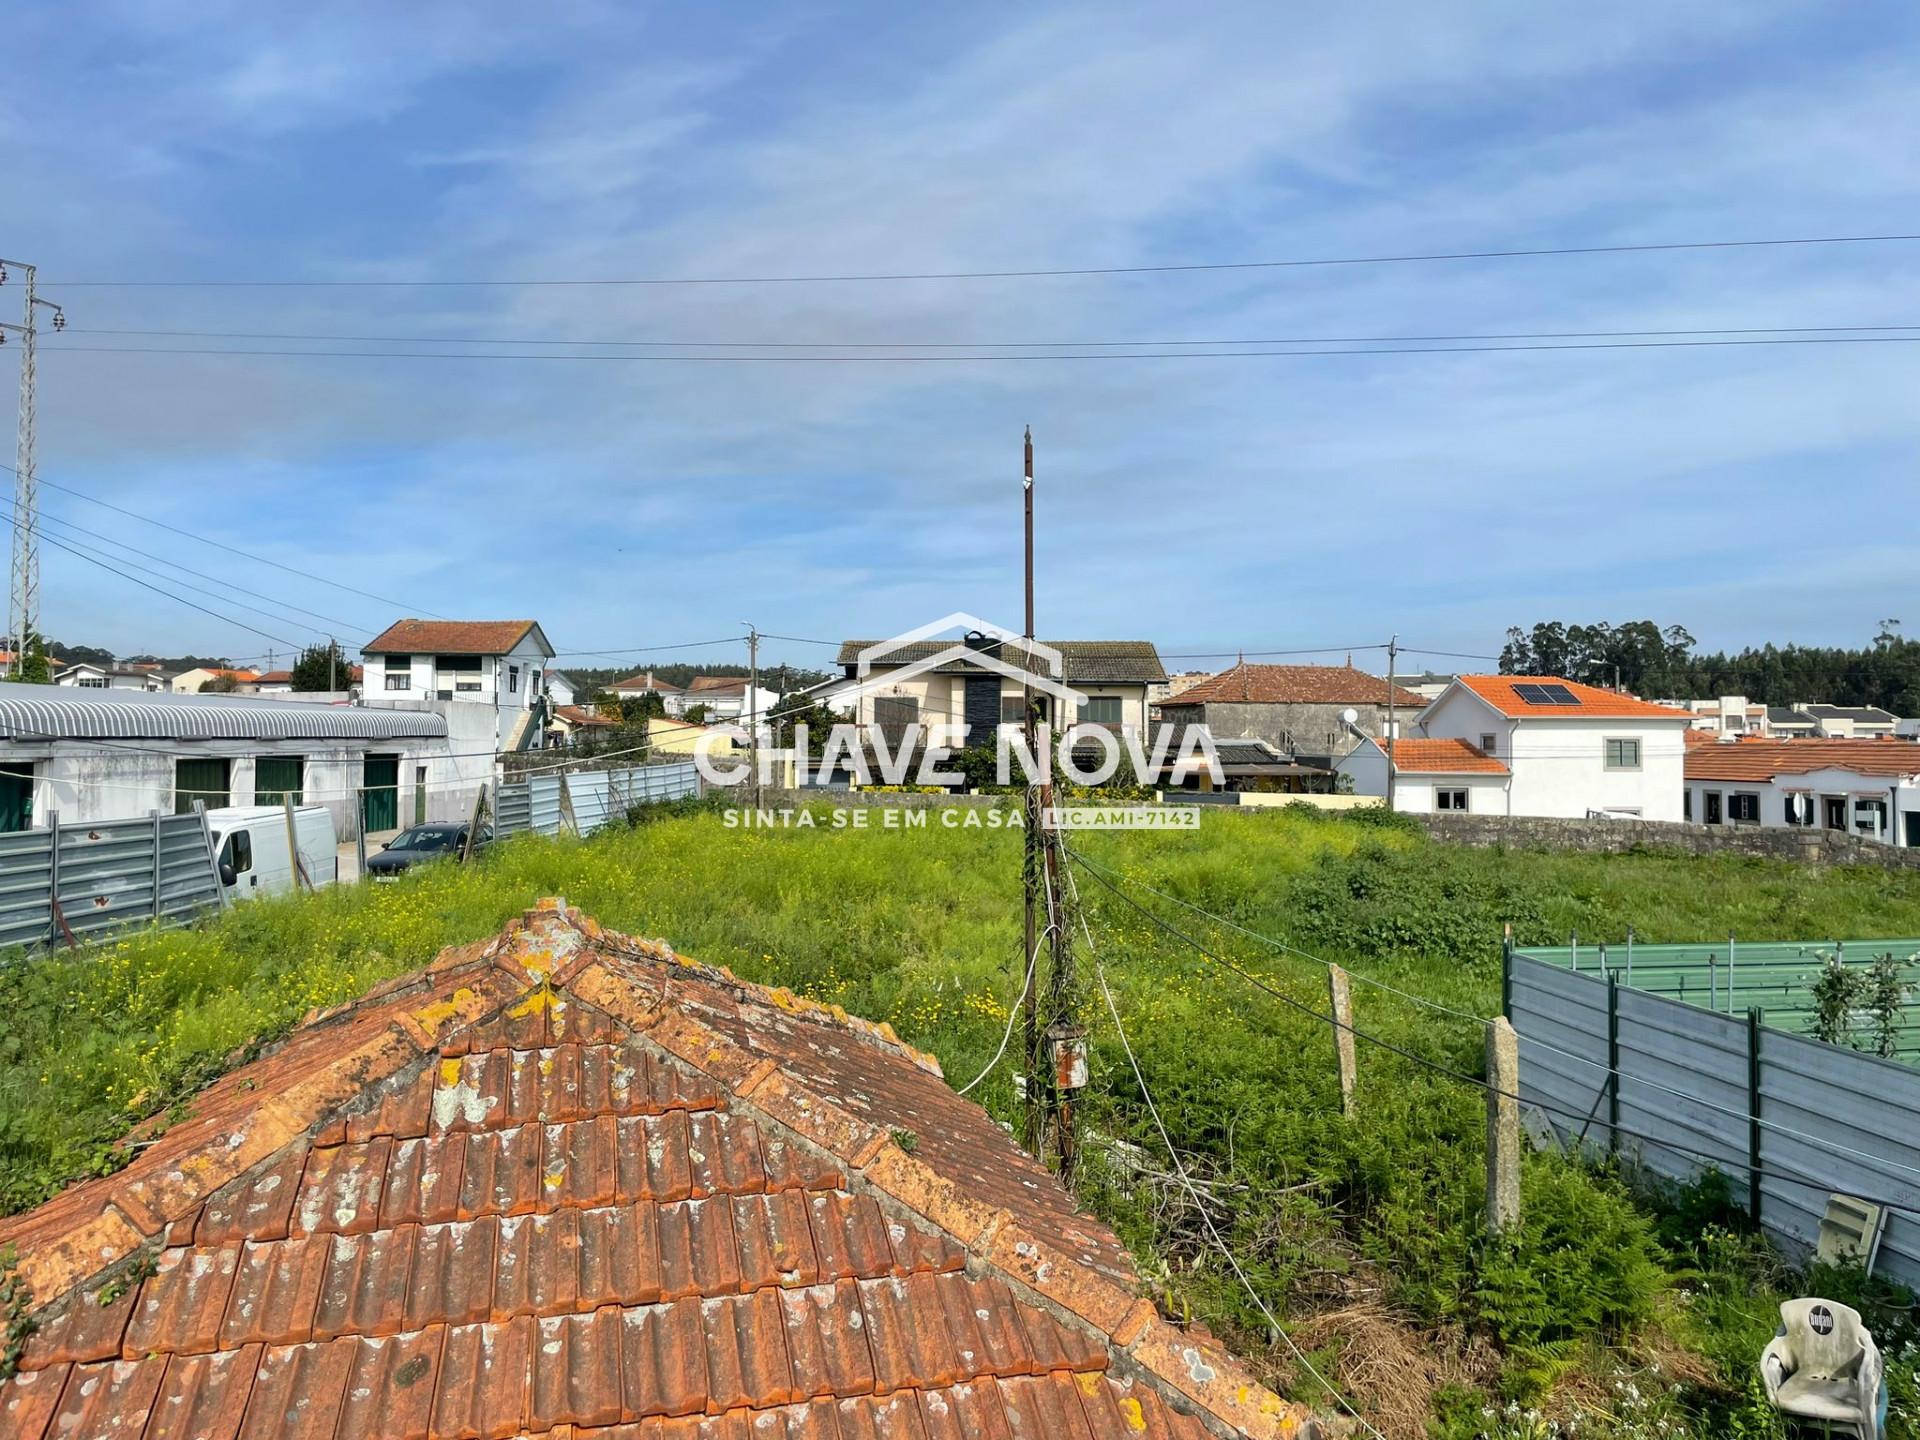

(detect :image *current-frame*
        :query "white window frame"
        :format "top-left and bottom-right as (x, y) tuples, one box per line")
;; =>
(1603, 736), (1642, 770)
(1436, 787), (1469, 811)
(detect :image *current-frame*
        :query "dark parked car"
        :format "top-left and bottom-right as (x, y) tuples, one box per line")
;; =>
(363, 822), (491, 881)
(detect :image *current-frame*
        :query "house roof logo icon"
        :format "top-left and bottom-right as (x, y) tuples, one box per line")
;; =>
(843, 612), (1089, 711)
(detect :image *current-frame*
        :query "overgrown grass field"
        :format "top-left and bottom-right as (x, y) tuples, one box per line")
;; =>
(3, 803), (1916, 1437)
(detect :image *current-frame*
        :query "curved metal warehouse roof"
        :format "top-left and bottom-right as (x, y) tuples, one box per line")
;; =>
(0, 682), (447, 742)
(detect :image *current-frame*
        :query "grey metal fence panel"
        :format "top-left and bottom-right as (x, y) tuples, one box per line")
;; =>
(1758, 1030), (1920, 1289)
(1511, 951), (1920, 1288)
(1614, 987), (1749, 1189)
(1509, 958), (1614, 1148)
(493, 762), (699, 840)
(0, 814), (221, 954)
(495, 782), (533, 836)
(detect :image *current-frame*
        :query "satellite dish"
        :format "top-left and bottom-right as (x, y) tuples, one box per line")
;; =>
(1341, 708), (1359, 727)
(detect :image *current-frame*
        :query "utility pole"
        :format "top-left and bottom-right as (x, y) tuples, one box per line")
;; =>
(1, 258), (66, 679)
(329, 637), (337, 691)
(1021, 426), (1043, 1155)
(744, 624), (761, 808)
(1385, 634), (1399, 811)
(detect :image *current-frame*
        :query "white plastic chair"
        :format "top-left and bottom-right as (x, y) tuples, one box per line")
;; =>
(1759, 1298), (1886, 1440)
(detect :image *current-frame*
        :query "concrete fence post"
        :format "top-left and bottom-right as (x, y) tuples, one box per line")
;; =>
(1486, 1017), (1521, 1236)
(1328, 965), (1357, 1119)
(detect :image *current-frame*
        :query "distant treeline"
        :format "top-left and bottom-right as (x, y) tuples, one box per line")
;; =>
(1499, 620), (1920, 713)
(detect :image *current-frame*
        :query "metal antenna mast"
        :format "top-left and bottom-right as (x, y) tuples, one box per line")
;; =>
(1, 259), (66, 678)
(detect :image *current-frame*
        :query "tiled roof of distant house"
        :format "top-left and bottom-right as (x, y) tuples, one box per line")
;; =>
(1159, 662), (1424, 709)
(363, 620), (549, 657)
(553, 704), (616, 729)
(609, 672), (684, 693)
(1389, 738), (1508, 774)
(836, 640), (1168, 685)
(1685, 738), (1920, 782)
(1456, 676), (1692, 721)
(0, 902), (1314, 1440)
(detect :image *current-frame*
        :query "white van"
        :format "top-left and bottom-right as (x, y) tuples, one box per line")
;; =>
(205, 804), (339, 901)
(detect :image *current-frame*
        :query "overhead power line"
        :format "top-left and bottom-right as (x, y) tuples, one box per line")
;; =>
(62, 322), (1920, 349)
(45, 231), (1920, 287)
(39, 335), (1920, 362)
(0, 462), (447, 621)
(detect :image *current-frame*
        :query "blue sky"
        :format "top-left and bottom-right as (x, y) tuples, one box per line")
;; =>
(5, 2), (1919, 675)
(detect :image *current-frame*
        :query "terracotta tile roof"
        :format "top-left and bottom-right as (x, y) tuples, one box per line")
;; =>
(0, 902), (1317, 1440)
(1159, 662), (1425, 709)
(610, 673), (685, 693)
(256, 670), (292, 684)
(363, 619), (547, 657)
(1684, 738), (1920, 782)
(1389, 738), (1507, 775)
(553, 704), (617, 728)
(1456, 675), (1693, 721)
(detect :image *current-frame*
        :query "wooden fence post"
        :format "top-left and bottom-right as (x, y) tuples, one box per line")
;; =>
(355, 789), (368, 882)
(461, 783), (488, 864)
(1486, 1017), (1521, 1235)
(1328, 965), (1357, 1118)
(283, 795), (310, 891)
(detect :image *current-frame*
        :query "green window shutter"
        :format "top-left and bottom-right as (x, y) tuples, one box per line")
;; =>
(256, 757), (305, 805)
(175, 758), (231, 814)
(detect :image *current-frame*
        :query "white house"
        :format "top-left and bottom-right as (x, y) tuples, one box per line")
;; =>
(1661, 695), (1768, 736)
(1337, 737), (1510, 813)
(0, 683), (485, 839)
(1684, 737), (1920, 847)
(1340, 675), (1692, 820)
(679, 676), (779, 727)
(53, 663), (167, 693)
(544, 671), (580, 709)
(607, 671), (684, 709)
(360, 619), (554, 751)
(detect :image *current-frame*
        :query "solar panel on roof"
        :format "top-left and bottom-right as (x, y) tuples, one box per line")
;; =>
(1537, 683), (1581, 704)
(1511, 683), (1551, 703)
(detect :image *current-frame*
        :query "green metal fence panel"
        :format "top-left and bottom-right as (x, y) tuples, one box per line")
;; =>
(1517, 936), (1920, 1064)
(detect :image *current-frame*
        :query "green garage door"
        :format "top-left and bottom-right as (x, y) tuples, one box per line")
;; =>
(175, 758), (230, 814)
(362, 753), (399, 832)
(256, 757), (304, 805)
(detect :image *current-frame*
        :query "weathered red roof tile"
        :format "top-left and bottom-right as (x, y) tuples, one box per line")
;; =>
(125, 1242), (238, 1356)
(47, 1355), (166, 1439)
(618, 1299), (709, 1420)
(0, 902), (1323, 1440)
(434, 1316), (532, 1439)
(336, 1328), (440, 1440)
(219, 1234), (330, 1349)
(0, 1361), (66, 1440)
(405, 1217), (498, 1331)
(313, 1226), (416, 1339)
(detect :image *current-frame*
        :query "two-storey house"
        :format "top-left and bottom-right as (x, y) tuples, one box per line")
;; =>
(361, 619), (555, 751)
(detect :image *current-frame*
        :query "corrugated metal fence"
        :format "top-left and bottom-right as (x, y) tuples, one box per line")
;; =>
(1508, 954), (1920, 1287)
(1519, 935), (1920, 1063)
(0, 810), (223, 953)
(493, 762), (701, 839)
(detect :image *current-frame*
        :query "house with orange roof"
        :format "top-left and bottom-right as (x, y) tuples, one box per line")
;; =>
(170, 666), (264, 694)
(1684, 736), (1920, 845)
(1338, 675), (1692, 820)
(0, 901), (1324, 1440)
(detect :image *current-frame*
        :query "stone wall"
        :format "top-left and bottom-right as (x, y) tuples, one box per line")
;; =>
(1419, 812), (1920, 869)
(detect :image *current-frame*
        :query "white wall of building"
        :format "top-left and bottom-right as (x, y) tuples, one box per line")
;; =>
(1684, 766), (1920, 846)
(10, 735), (464, 840)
